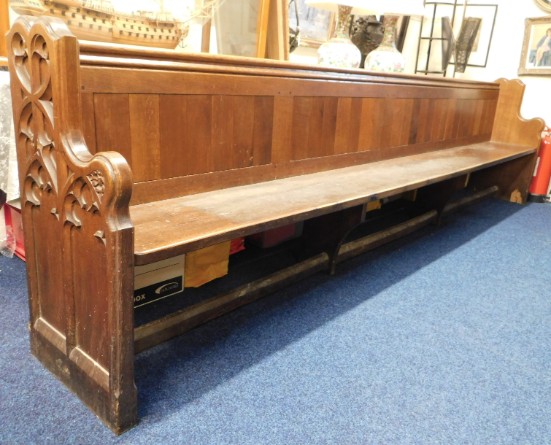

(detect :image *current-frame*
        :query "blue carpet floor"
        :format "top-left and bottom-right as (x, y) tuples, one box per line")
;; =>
(1, 199), (550, 444)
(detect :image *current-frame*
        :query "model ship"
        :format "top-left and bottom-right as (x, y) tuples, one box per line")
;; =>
(9, 0), (208, 49)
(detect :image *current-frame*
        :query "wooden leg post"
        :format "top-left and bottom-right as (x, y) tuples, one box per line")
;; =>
(7, 17), (137, 434)
(470, 155), (538, 204)
(416, 176), (469, 224)
(301, 205), (366, 274)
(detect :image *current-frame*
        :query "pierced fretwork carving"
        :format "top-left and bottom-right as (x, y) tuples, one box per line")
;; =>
(63, 174), (102, 228)
(9, 18), (122, 234)
(12, 28), (58, 210)
(87, 170), (105, 199)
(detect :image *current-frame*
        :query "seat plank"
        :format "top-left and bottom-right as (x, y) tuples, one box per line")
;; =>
(132, 142), (534, 265)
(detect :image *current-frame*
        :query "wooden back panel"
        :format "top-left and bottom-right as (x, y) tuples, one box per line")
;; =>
(77, 43), (500, 205)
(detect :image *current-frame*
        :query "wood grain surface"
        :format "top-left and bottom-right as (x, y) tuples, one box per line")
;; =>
(131, 142), (535, 265)
(80, 63), (500, 205)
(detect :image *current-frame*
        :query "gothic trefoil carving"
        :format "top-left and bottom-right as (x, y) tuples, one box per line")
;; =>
(11, 28), (57, 208)
(9, 18), (117, 234)
(64, 175), (102, 228)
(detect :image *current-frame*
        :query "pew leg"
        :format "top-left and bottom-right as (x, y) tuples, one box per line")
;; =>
(416, 175), (469, 224)
(301, 205), (366, 274)
(6, 17), (137, 434)
(469, 154), (538, 204)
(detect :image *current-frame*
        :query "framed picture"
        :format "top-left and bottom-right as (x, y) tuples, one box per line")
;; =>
(291, 0), (335, 48)
(518, 16), (551, 75)
(534, 0), (551, 13)
(445, 3), (497, 71)
(460, 3), (498, 67)
(454, 17), (481, 73)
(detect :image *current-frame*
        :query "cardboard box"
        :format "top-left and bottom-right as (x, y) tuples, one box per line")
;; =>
(366, 200), (382, 212)
(134, 255), (185, 308)
(184, 241), (231, 288)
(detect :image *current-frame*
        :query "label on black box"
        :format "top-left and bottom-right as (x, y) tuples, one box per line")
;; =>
(134, 276), (183, 308)
(134, 255), (185, 308)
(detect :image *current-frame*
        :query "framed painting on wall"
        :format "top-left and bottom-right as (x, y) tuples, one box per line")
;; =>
(291, 0), (335, 48)
(518, 16), (551, 75)
(534, 0), (551, 13)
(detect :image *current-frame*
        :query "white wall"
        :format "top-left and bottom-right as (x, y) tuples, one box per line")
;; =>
(453, 0), (550, 126)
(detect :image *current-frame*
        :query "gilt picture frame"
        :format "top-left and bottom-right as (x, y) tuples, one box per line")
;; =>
(518, 16), (551, 76)
(534, 0), (551, 13)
